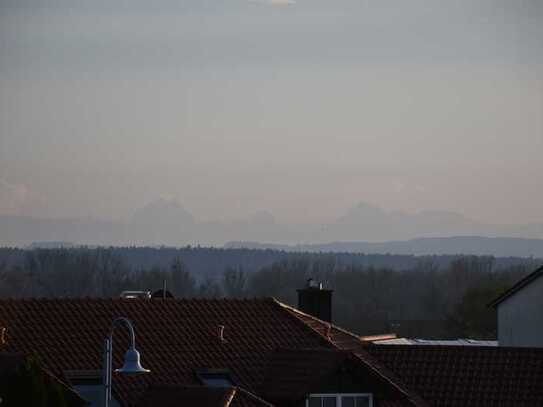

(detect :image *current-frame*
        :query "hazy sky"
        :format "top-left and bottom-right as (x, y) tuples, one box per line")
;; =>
(1, 0), (542, 225)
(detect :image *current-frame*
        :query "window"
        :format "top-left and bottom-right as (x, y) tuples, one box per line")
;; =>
(306, 394), (373, 407)
(196, 369), (235, 387)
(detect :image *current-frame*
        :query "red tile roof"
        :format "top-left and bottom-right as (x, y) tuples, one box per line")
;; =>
(365, 345), (543, 407)
(0, 298), (417, 407)
(7, 297), (538, 407)
(261, 348), (414, 406)
(281, 303), (429, 407)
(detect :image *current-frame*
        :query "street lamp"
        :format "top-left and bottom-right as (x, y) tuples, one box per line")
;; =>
(103, 317), (150, 407)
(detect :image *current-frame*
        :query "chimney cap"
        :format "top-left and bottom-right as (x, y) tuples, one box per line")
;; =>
(307, 278), (323, 290)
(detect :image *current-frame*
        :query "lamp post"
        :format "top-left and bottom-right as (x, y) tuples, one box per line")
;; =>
(103, 317), (150, 407)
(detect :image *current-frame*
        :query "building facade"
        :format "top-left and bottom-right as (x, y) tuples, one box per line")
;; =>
(491, 265), (543, 347)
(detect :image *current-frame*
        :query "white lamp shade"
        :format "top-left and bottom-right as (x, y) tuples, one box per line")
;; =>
(115, 348), (150, 375)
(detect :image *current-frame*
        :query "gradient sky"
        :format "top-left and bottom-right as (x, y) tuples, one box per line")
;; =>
(1, 0), (542, 225)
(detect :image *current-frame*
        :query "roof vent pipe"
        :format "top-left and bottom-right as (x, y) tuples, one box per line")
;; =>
(218, 325), (226, 342)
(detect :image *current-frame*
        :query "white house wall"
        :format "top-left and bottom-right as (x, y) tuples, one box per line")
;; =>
(498, 275), (543, 347)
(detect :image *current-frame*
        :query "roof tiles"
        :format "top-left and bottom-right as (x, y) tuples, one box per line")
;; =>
(365, 345), (543, 407)
(3, 297), (540, 407)
(0, 298), (413, 407)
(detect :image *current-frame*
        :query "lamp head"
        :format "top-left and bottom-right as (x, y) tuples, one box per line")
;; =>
(115, 347), (150, 375)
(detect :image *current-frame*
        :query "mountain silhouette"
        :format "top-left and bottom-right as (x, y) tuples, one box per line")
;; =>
(1, 200), (543, 254)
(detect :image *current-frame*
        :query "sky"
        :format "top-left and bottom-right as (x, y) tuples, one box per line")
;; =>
(1, 0), (542, 225)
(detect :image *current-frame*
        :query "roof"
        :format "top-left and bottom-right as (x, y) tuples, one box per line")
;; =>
(137, 385), (235, 407)
(281, 303), (429, 407)
(365, 344), (543, 407)
(281, 303), (543, 407)
(4, 297), (539, 407)
(0, 352), (26, 377)
(489, 264), (543, 307)
(0, 298), (418, 407)
(360, 334), (498, 347)
(0, 352), (88, 407)
(230, 387), (276, 407)
(260, 349), (354, 402)
(261, 348), (419, 406)
(137, 385), (273, 407)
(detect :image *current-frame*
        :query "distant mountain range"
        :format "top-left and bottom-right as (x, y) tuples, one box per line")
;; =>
(2, 199), (543, 257)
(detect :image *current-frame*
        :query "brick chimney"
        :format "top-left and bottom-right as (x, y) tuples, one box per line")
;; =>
(297, 278), (333, 323)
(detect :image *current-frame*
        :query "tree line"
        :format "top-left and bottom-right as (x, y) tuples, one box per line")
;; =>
(0, 246), (536, 280)
(0, 248), (538, 339)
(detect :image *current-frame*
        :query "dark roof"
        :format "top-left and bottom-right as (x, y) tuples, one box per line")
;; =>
(137, 385), (273, 407)
(365, 344), (543, 407)
(489, 265), (543, 307)
(0, 352), (25, 377)
(6, 297), (540, 407)
(0, 298), (417, 407)
(282, 304), (429, 407)
(261, 348), (417, 406)
(0, 352), (88, 407)
(137, 385), (235, 407)
(261, 349), (354, 402)
(230, 387), (276, 407)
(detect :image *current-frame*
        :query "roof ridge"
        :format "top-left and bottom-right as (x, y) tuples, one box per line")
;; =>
(489, 264), (543, 307)
(273, 299), (368, 343)
(270, 299), (338, 347)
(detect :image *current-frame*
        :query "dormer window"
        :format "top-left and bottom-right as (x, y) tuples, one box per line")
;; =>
(306, 393), (373, 407)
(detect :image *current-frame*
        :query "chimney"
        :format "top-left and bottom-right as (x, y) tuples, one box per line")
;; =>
(297, 278), (333, 323)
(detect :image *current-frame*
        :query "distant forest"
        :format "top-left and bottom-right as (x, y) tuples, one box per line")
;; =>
(0, 247), (540, 339)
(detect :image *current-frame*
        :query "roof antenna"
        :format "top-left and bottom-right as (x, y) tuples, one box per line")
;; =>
(163, 280), (167, 299)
